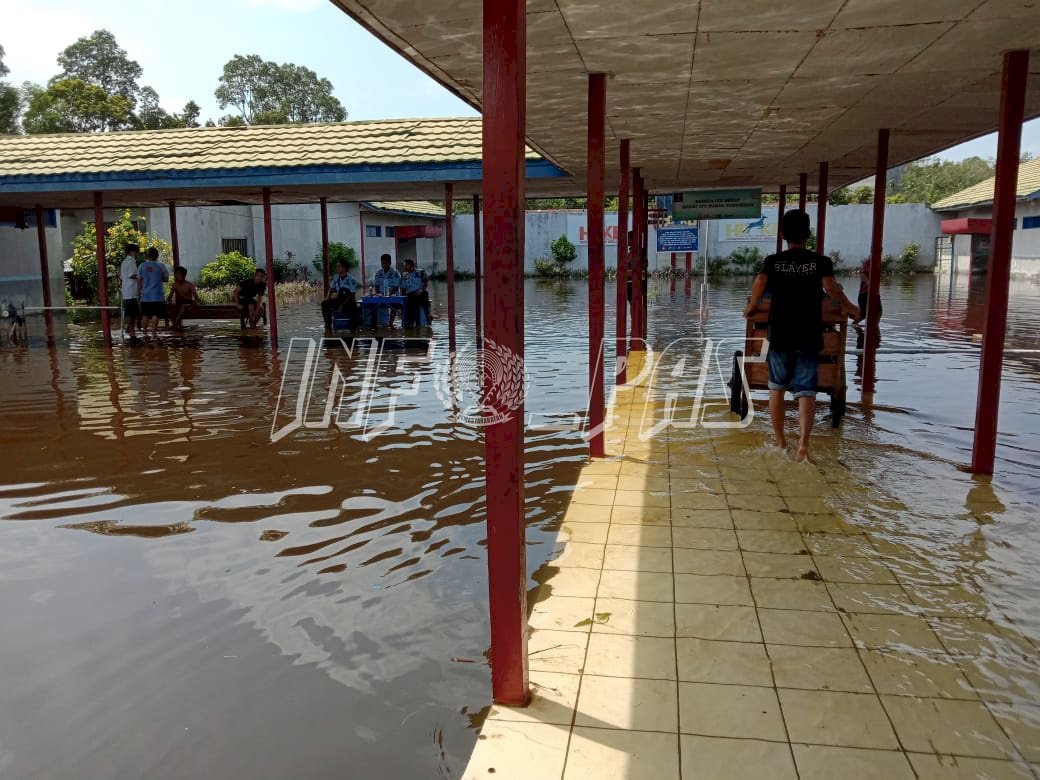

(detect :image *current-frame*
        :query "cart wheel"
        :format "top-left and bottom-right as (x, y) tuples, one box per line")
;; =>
(728, 351), (743, 414)
(831, 388), (846, 428)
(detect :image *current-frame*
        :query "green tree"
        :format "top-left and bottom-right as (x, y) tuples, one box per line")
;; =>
(70, 210), (171, 301)
(550, 235), (578, 266)
(313, 242), (358, 275)
(200, 251), (256, 288)
(215, 54), (346, 125)
(828, 188), (851, 205)
(891, 156), (994, 204)
(22, 78), (135, 133)
(852, 186), (874, 204)
(55, 30), (142, 105)
(0, 45), (19, 134)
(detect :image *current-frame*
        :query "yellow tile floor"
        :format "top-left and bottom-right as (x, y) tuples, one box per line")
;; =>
(463, 361), (1040, 780)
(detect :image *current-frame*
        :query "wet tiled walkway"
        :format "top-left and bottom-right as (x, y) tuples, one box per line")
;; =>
(463, 363), (1040, 779)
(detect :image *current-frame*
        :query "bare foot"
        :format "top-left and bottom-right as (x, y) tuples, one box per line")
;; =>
(794, 446), (816, 464)
(774, 437), (787, 450)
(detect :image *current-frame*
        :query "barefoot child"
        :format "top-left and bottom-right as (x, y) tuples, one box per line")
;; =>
(166, 267), (197, 329)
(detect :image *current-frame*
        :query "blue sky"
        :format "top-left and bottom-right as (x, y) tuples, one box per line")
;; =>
(6, 0), (1038, 163)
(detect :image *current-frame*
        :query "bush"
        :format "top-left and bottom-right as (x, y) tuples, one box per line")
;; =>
(534, 258), (559, 277)
(200, 251), (256, 288)
(707, 256), (729, 276)
(896, 243), (920, 275)
(271, 258), (293, 283)
(550, 235), (578, 266)
(727, 246), (762, 275)
(880, 254), (896, 276)
(69, 209), (172, 302)
(312, 242), (358, 277)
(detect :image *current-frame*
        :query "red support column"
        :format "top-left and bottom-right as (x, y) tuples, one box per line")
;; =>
(862, 129), (890, 397)
(631, 169), (644, 345)
(93, 192), (112, 348)
(972, 50), (1030, 475)
(587, 73), (606, 458)
(445, 183), (456, 351)
(359, 208), (367, 289)
(685, 252), (692, 275)
(616, 139), (630, 384)
(816, 162), (829, 255)
(482, 0), (529, 706)
(262, 187), (279, 346)
(473, 194), (482, 336)
(35, 204), (52, 314)
(320, 197), (330, 295)
(776, 184), (787, 255)
(798, 172), (808, 211)
(670, 252), (676, 270)
(684, 250), (692, 295)
(168, 201), (181, 269)
(641, 183), (649, 339)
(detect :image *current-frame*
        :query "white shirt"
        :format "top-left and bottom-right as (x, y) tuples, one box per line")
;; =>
(120, 256), (139, 299)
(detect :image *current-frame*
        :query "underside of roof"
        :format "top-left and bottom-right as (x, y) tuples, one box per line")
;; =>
(932, 156), (1040, 210)
(0, 118), (566, 208)
(333, 0), (1040, 195)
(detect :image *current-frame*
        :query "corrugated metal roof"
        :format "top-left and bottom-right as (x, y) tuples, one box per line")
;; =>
(933, 157), (1040, 211)
(365, 200), (445, 218)
(0, 118), (540, 178)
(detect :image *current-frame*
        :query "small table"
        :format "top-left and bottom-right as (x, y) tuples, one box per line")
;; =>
(361, 295), (405, 328)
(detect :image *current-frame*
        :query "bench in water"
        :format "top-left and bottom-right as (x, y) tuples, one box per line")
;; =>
(165, 302), (267, 326)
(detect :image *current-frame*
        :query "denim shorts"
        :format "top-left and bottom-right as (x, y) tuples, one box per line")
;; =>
(767, 348), (819, 399)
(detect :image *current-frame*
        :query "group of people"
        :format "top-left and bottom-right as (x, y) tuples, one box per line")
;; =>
(321, 253), (432, 330)
(119, 243), (198, 341)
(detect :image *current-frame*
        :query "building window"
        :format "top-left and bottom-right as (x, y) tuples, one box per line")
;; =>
(366, 225), (382, 238)
(385, 226), (395, 238)
(1023, 216), (1040, 230)
(222, 238), (248, 255)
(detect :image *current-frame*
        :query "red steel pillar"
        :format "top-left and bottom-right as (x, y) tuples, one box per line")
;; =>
(474, 194), (482, 335)
(262, 187), (279, 346)
(616, 139), (630, 384)
(776, 184), (787, 254)
(93, 192), (112, 348)
(587, 73), (606, 458)
(631, 170), (644, 345)
(972, 50), (1030, 475)
(445, 183), (457, 351)
(636, 186), (644, 341)
(816, 162), (829, 255)
(798, 172), (808, 211)
(482, 0), (529, 706)
(359, 209), (367, 289)
(320, 197), (330, 295)
(168, 202), (181, 269)
(685, 251), (692, 275)
(35, 205), (53, 324)
(862, 129), (890, 396)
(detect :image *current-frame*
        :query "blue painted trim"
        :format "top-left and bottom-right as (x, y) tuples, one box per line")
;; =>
(0, 159), (569, 194)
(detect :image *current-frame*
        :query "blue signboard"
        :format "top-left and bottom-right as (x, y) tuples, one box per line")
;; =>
(657, 226), (699, 253)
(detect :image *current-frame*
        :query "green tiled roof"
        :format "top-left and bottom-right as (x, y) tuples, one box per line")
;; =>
(0, 118), (540, 178)
(365, 200), (445, 218)
(932, 157), (1040, 210)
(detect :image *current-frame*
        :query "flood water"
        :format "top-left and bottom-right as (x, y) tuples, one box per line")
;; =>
(0, 273), (1038, 778)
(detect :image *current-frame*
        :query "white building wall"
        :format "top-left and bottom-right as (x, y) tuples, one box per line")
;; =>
(700, 203), (943, 268)
(0, 218), (65, 309)
(947, 201), (1040, 278)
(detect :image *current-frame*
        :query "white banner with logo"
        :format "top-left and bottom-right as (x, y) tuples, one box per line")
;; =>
(717, 213), (779, 243)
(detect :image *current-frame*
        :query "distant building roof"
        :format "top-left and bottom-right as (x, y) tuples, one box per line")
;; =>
(0, 118), (566, 208)
(363, 200), (445, 219)
(932, 157), (1040, 211)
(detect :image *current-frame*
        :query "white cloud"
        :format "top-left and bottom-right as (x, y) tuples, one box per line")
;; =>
(2, 5), (95, 84)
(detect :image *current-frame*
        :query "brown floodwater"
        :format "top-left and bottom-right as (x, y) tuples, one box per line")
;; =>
(0, 273), (1038, 778)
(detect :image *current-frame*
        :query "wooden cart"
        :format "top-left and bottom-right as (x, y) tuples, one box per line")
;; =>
(728, 296), (849, 427)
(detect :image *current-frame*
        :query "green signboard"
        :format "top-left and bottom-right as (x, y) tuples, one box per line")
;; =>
(671, 188), (762, 220)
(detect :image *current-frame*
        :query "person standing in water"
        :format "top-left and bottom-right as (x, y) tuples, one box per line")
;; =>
(744, 209), (858, 462)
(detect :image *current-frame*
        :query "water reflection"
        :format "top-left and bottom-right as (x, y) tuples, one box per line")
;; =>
(2, 274), (1039, 777)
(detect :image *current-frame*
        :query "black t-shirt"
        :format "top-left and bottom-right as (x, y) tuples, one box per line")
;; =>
(238, 279), (266, 301)
(762, 248), (834, 352)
